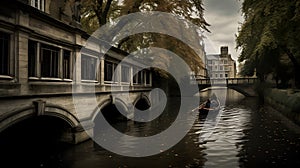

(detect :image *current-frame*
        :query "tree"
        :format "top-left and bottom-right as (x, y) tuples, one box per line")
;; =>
(81, 0), (120, 34)
(81, 0), (210, 75)
(81, 0), (209, 36)
(236, 0), (300, 88)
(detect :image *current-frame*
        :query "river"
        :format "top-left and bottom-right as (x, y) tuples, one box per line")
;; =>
(2, 88), (300, 167)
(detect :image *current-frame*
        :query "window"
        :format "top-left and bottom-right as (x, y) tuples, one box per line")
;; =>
(138, 70), (144, 84)
(220, 74), (223, 78)
(81, 55), (97, 81)
(121, 65), (130, 83)
(224, 60), (228, 64)
(104, 60), (118, 82)
(225, 74), (228, 78)
(207, 60), (212, 64)
(104, 61), (113, 81)
(28, 40), (73, 81)
(28, 40), (37, 77)
(208, 66), (212, 71)
(145, 70), (151, 85)
(133, 68), (150, 85)
(133, 67), (139, 84)
(214, 65), (218, 70)
(63, 50), (71, 79)
(31, 0), (45, 11)
(41, 44), (59, 78)
(0, 32), (10, 76)
(215, 74), (218, 78)
(220, 66), (223, 71)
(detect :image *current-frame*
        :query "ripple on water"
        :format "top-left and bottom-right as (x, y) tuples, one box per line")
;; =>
(192, 105), (253, 168)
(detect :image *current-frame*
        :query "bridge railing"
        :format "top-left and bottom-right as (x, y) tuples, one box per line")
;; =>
(194, 77), (258, 86)
(226, 77), (257, 85)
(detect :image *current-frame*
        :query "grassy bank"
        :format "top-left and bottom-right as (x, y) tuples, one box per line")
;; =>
(264, 88), (300, 125)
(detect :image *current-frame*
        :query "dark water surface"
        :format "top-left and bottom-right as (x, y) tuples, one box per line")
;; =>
(1, 89), (300, 167)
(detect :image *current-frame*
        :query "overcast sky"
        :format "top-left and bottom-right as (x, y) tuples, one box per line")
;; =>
(203, 0), (243, 62)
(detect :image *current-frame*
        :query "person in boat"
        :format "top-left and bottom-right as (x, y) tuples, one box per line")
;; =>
(209, 93), (219, 108)
(204, 99), (211, 109)
(195, 93), (219, 112)
(193, 93), (220, 111)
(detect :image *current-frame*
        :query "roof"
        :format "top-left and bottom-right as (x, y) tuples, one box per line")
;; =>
(206, 54), (220, 60)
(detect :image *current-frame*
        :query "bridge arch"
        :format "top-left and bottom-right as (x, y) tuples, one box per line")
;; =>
(133, 94), (151, 111)
(91, 97), (131, 137)
(91, 97), (130, 122)
(0, 101), (80, 133)
(44, 104), (80, 127)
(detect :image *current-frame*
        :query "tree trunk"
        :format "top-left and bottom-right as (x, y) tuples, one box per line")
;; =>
(282, 46), (300, 88)
(95, 0), (113, 27)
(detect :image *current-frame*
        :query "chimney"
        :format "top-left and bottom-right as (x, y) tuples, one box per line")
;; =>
(221, 46), (228, 56)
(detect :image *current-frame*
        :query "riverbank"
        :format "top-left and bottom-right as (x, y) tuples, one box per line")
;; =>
(264, 88), (300, 125)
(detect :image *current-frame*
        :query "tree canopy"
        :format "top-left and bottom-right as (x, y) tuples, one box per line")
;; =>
(236, 0), (300, 88)
(81, 0), (209, 33)
(80, 0), (210, 76)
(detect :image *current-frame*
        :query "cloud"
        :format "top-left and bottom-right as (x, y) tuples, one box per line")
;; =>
(204, 0), (242, 17)
(203, 0), (243, 62)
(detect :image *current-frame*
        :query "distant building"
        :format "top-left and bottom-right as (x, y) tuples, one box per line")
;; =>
(206, 46), (236, 79)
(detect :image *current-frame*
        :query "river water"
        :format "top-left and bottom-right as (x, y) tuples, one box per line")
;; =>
(2, 88), (300, 167)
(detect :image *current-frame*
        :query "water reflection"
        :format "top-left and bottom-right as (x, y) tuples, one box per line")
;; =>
(194, 88), (250, 167)
(62, 88), (249, 167)
(195, 106), (252, 168)
(2, 88), (300, 167)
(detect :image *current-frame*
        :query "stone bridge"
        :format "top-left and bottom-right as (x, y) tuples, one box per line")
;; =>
(194, 77), (258, 97)
(0, 88), (157, 144)
(0, 44), (157, 144)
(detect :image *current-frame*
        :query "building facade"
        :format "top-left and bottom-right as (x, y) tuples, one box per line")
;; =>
(206, 46), (237, 79)
(190, 40), (208, 79)
(0, 0), (153, 144)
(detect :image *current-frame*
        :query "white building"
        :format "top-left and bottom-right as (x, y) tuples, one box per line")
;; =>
(206, 46), (236, 79)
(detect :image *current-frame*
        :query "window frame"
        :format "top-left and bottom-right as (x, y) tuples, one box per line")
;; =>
(28, 39), (73, 82)
(0, 30), (14, 80)
(132, 67), (139, 85)
(145, 70), (151, 85)
(121, 64), (130, 84)
(220, 66), (223, 71)
(40, 43), (60, 79)
(81, 54), (98, 82)
(0, 31), (10, 77)
(62, 49), (72, 80)
(30, 0), (45, 12)
(104, 60), (118, 84)
(138, 70), (144, 85)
